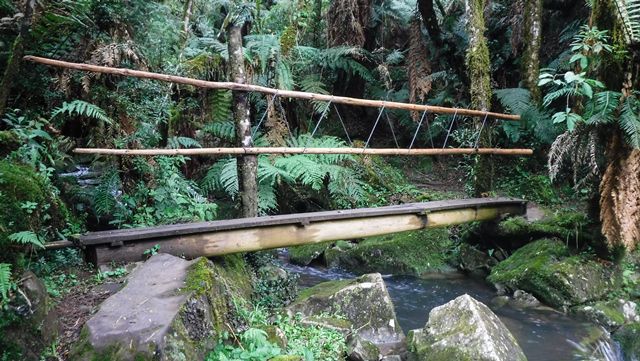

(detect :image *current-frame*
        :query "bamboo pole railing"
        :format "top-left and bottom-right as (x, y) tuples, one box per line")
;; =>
(74, 147), (534, 156)
(24, 55), (520, 121)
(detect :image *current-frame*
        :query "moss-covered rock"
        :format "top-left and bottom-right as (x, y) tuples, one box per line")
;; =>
(323, 229), (455, 276)
(70, 253), (253, 361)
(288, 273), (405, 356)
(488, 239), (619, 309)
(408, 294), (527, 361)
(0, 131), (19, 157)
(0, 160), (68, 249)
(288, 242), (331, 266)
(573, 299), (639, 330)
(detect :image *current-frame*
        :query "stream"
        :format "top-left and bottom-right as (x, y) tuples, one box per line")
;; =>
(280, 255), (624, 361)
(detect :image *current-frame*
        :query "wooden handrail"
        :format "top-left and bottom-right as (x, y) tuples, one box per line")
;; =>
(73, 147), (533, 156)
(24, 55), (521, 121)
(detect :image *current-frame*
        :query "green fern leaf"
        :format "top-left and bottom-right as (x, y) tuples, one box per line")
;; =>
(8, 231), (45, 249)
(51, 100), (112, 124)
(0, 263), (11, 302)
(620, 96), (640, 148)
(204, 121), (236, 141)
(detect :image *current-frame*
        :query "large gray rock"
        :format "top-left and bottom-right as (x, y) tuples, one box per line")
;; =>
(408, 294), (527, 361)
(288, 273), (405, 357)
(71, 253), (253, 361)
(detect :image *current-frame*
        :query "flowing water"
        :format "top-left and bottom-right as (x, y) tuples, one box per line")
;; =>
(281, 258), (624, 361)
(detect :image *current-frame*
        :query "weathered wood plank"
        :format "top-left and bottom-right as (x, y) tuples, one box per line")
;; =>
(80, 198), (525, 245)
(85, 199), (526, 265)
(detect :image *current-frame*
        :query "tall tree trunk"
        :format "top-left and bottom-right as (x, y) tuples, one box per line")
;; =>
(417, 0), (443, 46)
(591, 0), (640, 251)
(0, 0), (37, 116)
(228, 24), (258, 217)
(465, 0), (494, 196)
(522, 0), (542, 102)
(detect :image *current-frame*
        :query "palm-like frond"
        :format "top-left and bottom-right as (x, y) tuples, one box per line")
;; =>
(585, 91), (622, 124)
(620, 96), (640, 148)
(51, 100), (112, 124)
(0, 263), (12, 303)
(614, 0), (640, 43)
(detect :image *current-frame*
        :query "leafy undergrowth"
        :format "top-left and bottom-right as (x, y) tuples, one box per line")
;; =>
(206, 306), (346, 361)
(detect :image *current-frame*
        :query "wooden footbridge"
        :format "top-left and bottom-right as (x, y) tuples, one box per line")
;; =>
(27, 57), (531, 265)
(72, 198), (525, 265)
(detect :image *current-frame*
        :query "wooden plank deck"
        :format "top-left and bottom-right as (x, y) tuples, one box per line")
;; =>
(82, 197), (526, 265)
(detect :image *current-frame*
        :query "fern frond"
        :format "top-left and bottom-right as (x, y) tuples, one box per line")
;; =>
(51, 100), (112, 124)
(209, 90), (233, 123)
(167, 136), (202, 149)
(203, 121), (236, 141)
(585, 91), (622, 124)
(8, 231), (45, 249)
(494, 88), (532, 114)
(543, 87), (575, 107)
(0, 263), (11, 302)
(94, 170), (121, 217)
(620, 96), (640, 148)
(202, 158), (239, 197)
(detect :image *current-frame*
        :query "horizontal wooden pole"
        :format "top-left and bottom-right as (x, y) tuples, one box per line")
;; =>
(24, 55), (520, 121)
(74, 147), (533, 156)
(88, 204), (524, 265)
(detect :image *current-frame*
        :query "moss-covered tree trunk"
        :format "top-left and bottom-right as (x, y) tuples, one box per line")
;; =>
(465, 0), (494, 196)
(228, 24), (258, 217)
(522, 0), (542, 102)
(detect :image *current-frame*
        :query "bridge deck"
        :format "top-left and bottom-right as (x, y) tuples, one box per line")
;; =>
(82, 197), (526, 265)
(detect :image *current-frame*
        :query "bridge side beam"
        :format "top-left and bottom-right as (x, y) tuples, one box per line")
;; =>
(87, 204), (523, 265)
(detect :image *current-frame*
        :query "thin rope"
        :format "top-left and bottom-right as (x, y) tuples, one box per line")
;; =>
(409, 110), (428, 150)
(363, 104), (386, 152)
(442, 109), (459, 149)
(303, 99), (333, 153)
(251, 91), (279, 139)
(425, 116), (435, 148)
(334, 104), (353, 146)
(473, 112), (490, 150)
(385, 112), (400, 148)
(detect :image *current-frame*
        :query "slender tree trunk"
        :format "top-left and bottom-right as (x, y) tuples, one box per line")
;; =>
(417, 0), (443, 46)
(465, 0), (494, 196)
(0, 0), (37, 116)
(522, 0), (542, 102)
(228, 24), (258, 217)
(313, 0), (323, 46)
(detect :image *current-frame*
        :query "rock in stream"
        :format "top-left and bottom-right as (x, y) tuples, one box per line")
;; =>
(408, 294), (527, 361)
(288, 273), (406, 359)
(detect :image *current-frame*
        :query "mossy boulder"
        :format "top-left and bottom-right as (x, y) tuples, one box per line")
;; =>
(323, 229), (455, 276)
(488, 239), (618, 309)
(288, 243), (331, 266)
(70, 253), (252, 361)
(0, 160), (69, 248)
(0, 131), (20, 157)
(408, 294), (527, 361)
(573, 299), (639, 330)
(288, 273), (405, 356)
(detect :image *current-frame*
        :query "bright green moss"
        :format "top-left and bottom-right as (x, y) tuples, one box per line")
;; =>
(0, 160), (68, 249)
(185, 258), (214, 296)
(324, 228), (454, 276)
(296, 278), (353, 301)
(288, 242), (330, 266)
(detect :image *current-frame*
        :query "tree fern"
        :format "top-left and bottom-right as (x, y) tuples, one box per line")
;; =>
(8, 231), (45, 249)
(208, 90), (233, 123)
(0, 263), (12, 303)
(51, 100), (113, 124)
